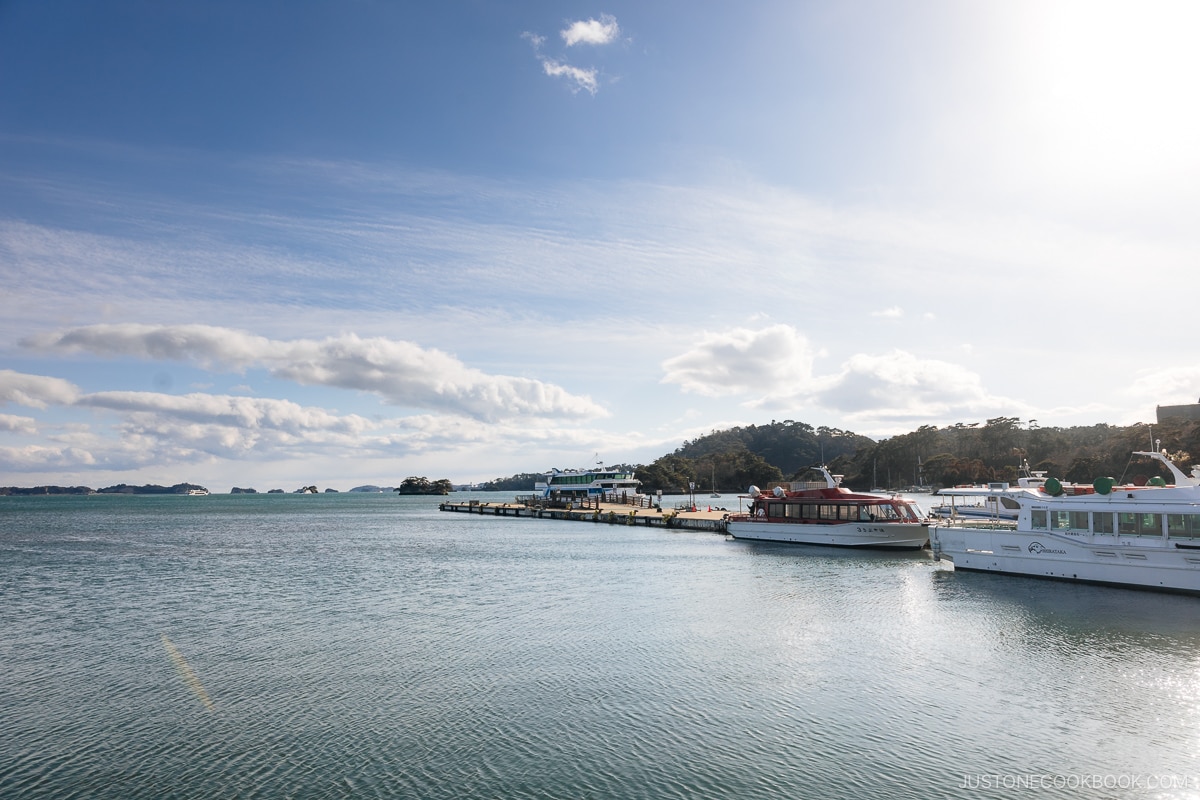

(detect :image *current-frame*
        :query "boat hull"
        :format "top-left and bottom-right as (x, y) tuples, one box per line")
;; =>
(931, 525), (1200, 594)
(726, 520), (929, 550)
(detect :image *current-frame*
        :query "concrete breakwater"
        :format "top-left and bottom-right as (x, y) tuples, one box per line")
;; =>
(438, 499), (730, 533)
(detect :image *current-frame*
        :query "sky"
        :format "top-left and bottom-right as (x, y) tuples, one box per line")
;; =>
(2, 0), (1199, 491)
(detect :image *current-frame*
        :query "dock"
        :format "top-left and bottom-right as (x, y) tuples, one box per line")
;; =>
(438, 499), (731, 533)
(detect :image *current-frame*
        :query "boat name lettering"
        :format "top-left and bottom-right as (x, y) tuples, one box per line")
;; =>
(855, 526), (886, 534)
(1028, 542), (1067, 555)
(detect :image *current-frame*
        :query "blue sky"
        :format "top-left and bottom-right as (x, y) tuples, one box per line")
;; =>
(2, 0), (1199, 491)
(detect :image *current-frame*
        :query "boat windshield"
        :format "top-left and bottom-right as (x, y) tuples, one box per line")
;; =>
(863, 503), (919, 522)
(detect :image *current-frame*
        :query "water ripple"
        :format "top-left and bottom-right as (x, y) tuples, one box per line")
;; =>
(3, 495), (1200, 798)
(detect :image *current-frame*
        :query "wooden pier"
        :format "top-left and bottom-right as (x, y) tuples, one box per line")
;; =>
(438, 499), (730, 533)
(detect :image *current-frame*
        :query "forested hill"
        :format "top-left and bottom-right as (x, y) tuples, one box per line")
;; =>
(634, 420), (872, 494)
(835, 416), (1200, 491)
(636, 416), (1200, 494)
(672, 421), (873, 475)
(475, 416), (1200, 496)
(474, 473), (547, 492)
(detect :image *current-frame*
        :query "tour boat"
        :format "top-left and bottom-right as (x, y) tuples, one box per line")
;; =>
(929, 460), (1055, 521)
(930, 491), (1021, 521)
(930, 451), (1200, 594)
(534, 466), (641, 502)
(725, 466), (930, 549)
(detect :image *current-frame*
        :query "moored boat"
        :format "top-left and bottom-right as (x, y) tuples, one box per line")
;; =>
(930, 450), (1200, 594)
(929, 460), (1056, 521)
(725, 466), (930, 549)
(533, 465), (641, 502)
(931, 484), (1023, 521)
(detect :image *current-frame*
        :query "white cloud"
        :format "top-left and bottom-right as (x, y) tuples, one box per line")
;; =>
(0, 370), (81, 408)
(661, 325), (817, 397)
(661, 326), (1024, 434)
(522, 15), (618, 94)
(872, 306), (903, 318)
(0, 413), (38, 434)
(0, 386), (386, 467)
(806, 350), (1009, 418)
(78, 391), (374, 435)
(25, 324), (280, 369)
(0, 444), (96, 471)
(1125, 366), (1200, 408)
(561, 14), (620, 47)
(25, 324), (608, 422)
(541, 59), (600, 95)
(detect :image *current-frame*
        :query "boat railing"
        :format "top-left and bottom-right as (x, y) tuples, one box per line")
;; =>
(931, 516), (1018, 531)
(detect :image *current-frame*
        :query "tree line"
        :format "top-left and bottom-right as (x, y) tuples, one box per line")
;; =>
(477, 416), (1200, 494)
(830, 416), (1200, 491)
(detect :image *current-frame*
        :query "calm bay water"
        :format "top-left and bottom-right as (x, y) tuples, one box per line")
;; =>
(2, 492), (1199, 799)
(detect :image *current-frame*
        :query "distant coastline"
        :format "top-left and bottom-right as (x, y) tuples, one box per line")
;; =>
(0, 483), (408, 496)
(0, 483), (208, 496)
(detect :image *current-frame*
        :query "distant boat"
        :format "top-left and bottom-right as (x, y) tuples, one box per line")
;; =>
(533, 465), (641, 502)
(186, 488), (209, 496)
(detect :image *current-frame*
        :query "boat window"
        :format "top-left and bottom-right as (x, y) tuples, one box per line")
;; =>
(817, 504), (835, 520)
(1050, 511), (1089, 531)
(1092, 513), (1114, 534)
(839, 505), (856, 521)
(768, 502), (786, 518)
(1031, 510), (1048, 530)
(859, 506), (877, 521)
(1167, 514), (1200, 538)
(785, 504), (804, 519)
(1119, 513), (1163, 536)
(1000, 497), (1020, 510)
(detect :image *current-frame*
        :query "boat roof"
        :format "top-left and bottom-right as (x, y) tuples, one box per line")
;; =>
(936, 451), (1200, 500)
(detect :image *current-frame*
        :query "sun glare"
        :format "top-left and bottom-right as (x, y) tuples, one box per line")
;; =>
(1009, 0), (1200, 184)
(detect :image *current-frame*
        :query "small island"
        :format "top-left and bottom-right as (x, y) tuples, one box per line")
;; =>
(394, 476), (452, 495)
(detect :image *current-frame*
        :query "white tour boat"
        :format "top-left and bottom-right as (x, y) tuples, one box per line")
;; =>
(930, 490), (1021, 521)
(930, 450), (1200, 594)
(725, 466), (930, 549)
(534, 466), (641, 502)
(929, 460), (1050, 522)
